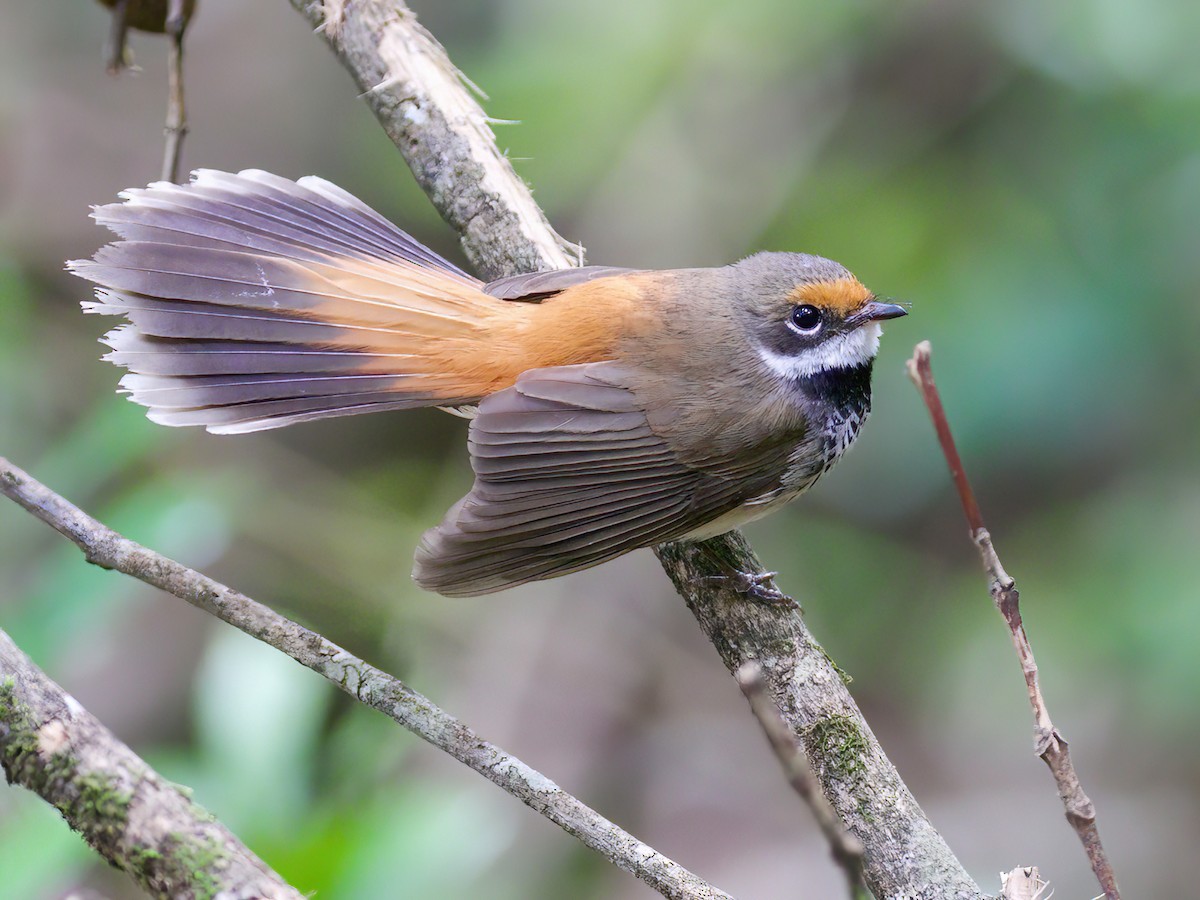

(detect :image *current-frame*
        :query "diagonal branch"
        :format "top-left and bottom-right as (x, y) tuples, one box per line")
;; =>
(735, 661), (867, 900)
(288, 2), (985, 897)
(0, 626), (304, 899)
(0, 457), (731, 900)
(907, 340), (1121, 900)
(289, 0), (579, 280)
(656, 535), (983, 898)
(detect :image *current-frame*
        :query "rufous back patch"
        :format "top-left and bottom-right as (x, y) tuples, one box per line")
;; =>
(789, 278), (872, 316)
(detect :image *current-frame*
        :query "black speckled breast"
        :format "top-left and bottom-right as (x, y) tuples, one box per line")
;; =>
(794, 360), (875, 479)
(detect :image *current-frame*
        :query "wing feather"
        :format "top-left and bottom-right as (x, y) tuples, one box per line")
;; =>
(412, 363), (770, 596)
(484, 266), (638, 302)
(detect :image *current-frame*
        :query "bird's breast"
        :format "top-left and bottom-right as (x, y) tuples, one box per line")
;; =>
(681, 397), (871, 541)
(778, 361), (875, 484)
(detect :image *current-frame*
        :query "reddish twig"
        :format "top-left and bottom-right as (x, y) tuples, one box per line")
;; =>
(906, 340), (1120, 900)
(735, 662), (867, 900)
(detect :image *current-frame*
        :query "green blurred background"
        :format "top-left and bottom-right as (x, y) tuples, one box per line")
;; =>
(1, 1), (1198, 897)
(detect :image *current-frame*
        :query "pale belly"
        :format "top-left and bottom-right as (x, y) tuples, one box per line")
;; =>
(680, 489), (805, 540)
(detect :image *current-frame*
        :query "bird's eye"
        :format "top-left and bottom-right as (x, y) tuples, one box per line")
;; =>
(789, 304), (823, 333)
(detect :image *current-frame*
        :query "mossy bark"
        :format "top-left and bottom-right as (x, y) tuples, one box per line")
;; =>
(656, 533), (986, 900)
(0, 632), (303, 900)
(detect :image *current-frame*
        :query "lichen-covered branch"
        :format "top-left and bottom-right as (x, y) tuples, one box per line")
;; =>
(0, 627), (303, 900)
(907, 342), (1121, 900)
(289, 2), (986, 897)
(659, 536), (984, 899)
(735, 662), (867, 900)
(0, 458), (731, 900)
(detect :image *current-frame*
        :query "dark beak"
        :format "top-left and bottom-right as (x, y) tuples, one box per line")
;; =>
(849, 300), (908, 327)
(865, 300), (908, 321)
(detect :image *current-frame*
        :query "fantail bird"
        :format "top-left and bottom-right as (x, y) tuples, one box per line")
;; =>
(68, 169), (906, 597)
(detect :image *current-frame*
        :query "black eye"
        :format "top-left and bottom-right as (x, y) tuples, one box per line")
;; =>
(790, 304), (823, 333)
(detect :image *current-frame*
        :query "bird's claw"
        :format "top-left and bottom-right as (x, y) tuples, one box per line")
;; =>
(698, 570), (797, 608)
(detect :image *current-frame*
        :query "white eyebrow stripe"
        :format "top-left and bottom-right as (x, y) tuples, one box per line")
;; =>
(757, 323), (882, 379)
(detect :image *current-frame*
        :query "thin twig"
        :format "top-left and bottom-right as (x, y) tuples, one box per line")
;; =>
(735, 662), (866, 900)
(96, 0), (191, 179)
(290, 4), (986, 896)
(161, 0), (188, 183)
(0, 457), (731, 900)
(0, 627), (305, 899)
(906, 340), (1121, 900)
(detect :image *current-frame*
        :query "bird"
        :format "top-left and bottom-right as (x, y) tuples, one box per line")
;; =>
(68, 169), (907, 598)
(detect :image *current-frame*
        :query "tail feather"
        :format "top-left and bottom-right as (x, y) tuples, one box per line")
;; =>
(104, 182), (392, 268)
(70, 169), (508, 433)
(171, 169), (463, 273)
(101, 326), (417, 377)
(145, 393), (440, 434)
(117, 372), (413, 406)
(295, 174), (461, 272)
(193, 169), (462, 272)
(79, 241), (482, 327)
(83, 291), (452, 352)
(90, 193), (438, 281)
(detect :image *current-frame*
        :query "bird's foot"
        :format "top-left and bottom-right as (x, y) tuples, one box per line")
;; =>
(698, 569), (797, 608)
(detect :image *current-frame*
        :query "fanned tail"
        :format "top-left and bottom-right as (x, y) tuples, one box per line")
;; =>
(68, 169), (511, 433)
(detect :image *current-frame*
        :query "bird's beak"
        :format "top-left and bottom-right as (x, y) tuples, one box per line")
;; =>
(849, 300), (908, 328)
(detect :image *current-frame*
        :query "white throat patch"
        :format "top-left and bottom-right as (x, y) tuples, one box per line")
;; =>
(758, 322), (882, 380)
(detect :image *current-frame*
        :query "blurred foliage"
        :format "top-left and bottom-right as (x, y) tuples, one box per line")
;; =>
(0, 1), (1198, 898)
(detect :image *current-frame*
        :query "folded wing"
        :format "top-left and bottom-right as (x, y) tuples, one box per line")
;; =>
(412, 362), (770, 596)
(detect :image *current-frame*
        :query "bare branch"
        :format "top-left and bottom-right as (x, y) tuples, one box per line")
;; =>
(735, 662), (866, 900)
(0, 627), (303, 899)
(0, 457), (732, 900)
(907, 340), (1122, 900)
(94, 0), (194, 178)
(289, 3), (985, 897)
(161, 0), (189, 182)
(288, 0), (580, 280)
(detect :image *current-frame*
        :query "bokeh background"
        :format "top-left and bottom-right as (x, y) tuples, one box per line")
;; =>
(1, 1), (1198, 897)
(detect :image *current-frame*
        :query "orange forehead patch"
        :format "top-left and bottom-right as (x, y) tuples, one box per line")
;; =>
(789, 278), (872, 316)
